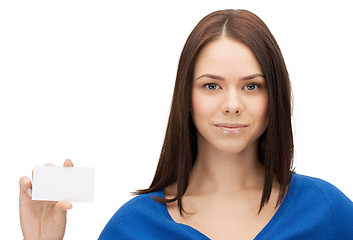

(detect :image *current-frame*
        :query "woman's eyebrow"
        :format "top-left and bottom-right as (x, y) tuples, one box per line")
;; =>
(195, 73), (225, 81)
(195, 73), (264, 81)
(241, 73), (265, 81)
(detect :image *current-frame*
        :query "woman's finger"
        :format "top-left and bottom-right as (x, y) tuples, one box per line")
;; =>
(56, 200), (73, 211)
(63, 159), (73, 167)
(19, 176), (32, 200)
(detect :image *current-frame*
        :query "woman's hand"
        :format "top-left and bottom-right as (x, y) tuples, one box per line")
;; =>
(19, 159), (74, 240)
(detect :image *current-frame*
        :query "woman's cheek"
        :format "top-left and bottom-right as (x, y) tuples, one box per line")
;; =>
(192, 92), (218, 123)
(247, 95), (268, 128)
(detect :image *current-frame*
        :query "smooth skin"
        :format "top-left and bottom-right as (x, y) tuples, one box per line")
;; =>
(19, 159), (73, 240)
(165, 37), (281, 240)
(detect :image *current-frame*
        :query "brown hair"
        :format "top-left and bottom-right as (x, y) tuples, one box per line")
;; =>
(137, 9), (294, 214)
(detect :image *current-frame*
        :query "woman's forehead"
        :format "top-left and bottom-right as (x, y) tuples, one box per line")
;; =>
(193, 37), (263, 80)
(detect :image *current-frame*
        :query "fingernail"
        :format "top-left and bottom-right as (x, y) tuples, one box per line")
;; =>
(27, 188), (32, 198)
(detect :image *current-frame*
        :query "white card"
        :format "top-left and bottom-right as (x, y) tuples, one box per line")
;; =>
(32, 166), (95, 202)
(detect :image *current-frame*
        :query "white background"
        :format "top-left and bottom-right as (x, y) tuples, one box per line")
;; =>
(1, 0), (352, 239)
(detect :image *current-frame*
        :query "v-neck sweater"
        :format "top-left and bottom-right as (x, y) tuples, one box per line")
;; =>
(98, 173), (353, 239)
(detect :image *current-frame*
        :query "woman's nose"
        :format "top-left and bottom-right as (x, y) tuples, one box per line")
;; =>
(221, 89), (243, 115)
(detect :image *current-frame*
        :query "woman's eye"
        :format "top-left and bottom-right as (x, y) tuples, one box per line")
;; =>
(204, 83), (220, 91)
(245, 83), (259, 91)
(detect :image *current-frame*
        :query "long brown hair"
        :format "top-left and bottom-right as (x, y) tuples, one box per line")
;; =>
(137, 9), (294, 214)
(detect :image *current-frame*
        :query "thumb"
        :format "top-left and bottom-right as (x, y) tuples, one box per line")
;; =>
(19, 176), (32, 203)
(52, 201), (72, 229)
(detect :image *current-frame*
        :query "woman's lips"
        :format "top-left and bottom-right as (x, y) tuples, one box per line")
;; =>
(215, 123), (248, 134)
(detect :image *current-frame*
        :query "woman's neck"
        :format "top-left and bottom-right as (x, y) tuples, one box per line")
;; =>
(186, 141), (265, 196)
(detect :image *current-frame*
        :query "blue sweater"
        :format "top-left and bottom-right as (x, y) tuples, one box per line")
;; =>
(98, 173), (353, 239)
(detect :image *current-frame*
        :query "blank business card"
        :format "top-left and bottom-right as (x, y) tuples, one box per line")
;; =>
(32, 166), (95, 202)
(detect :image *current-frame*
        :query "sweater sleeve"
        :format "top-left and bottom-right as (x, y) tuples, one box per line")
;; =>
(311, 178), (353, 239)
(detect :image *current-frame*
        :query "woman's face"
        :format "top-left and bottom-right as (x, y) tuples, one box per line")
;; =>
(191, 37), (268, 154)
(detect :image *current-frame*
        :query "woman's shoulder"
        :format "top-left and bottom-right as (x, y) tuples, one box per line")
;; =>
(292, 173), (352, 204)
(286, 173), (353, 238)
(98, 189), (170, 239)
(113, 189), (166, 220)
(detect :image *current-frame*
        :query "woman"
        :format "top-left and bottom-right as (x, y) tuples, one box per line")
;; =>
(19, 9), (353, 240)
